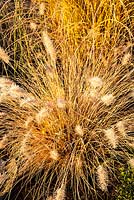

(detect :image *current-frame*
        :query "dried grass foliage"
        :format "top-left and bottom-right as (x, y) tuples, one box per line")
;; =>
(0, 0), (134, 199)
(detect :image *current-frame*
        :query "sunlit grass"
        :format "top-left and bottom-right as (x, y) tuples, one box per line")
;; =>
(0, 0), (134, 199)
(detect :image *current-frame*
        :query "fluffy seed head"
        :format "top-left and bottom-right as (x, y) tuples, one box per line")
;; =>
(19, 133), (31, 156)
(116, 121), (126, 137)
(42, 31), (56, 64)
(75, 125), (84, 136)
(89, 76), (103, 89)
(1, 0), (134, 199)
(0, 77), (13, 88)
(36, 107), (49, 123)
(30, 22), (37, 31)
(101, 94), (115, 106)
(122, 53), (131, 65)
(0, 47), (10, 64)
(46, 196), (53, 200)
(89, 89), (98, 99)
(97, 165), (108, 191)
(75, 156), (83, 174)
(50, 150), (59, 161)
(1, 158), (18, 195)
(0, 135), (8, 149)
(39, 2), (45, 15)
(8, 84), (26, 99)
(57, 98), (66, 109)
(104, 128), (118, 148)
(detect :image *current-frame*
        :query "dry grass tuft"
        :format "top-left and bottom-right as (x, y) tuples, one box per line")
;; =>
(0, 0), (134, 199)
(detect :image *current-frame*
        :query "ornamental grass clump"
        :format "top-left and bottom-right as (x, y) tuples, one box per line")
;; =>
(0, 0), (134, 199)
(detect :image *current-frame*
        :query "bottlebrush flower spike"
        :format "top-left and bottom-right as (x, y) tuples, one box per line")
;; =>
(39, 2), (45, 16)
(116, 121), (126, 137)
(42, 30), (56, 64)
(104, 128), (118, 148)
(97, 165), (108, 191)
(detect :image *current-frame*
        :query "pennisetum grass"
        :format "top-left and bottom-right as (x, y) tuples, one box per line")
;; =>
(0, 0), (134, 199)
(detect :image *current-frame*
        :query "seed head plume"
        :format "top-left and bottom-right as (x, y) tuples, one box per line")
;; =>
(39, 2), (45, 16)
(116, 121), (126, 137)
(0, 135), (8, 149)
(42, 30), (56, 65)
(0, 47), (10, 64)
(104, 128), (118, 149)
(97, 165), (108, 191)
(101, 94), (115, 106)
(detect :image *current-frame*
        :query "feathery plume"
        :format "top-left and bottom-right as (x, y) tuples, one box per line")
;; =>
(116, 121), (126, 137)
(97, 165), (108, 191)
(75, 125), (84, 137)
(101, 94), (115, 106)
(30, 22), (37, 31)
(50, 149), (59, 161)
(8, 84), (26, 99)
(0, 77), (13, 90)
(128, 143), (134, 148)
(20, 96), (36, 107)
(57, 98), (66, 109)
(42, 31), (56, 64)
(122, 53), (131, 65)
(0, 47), (10, 64)
(20, 133), (32, 157)
(36, 107), (50, 123)
(0, 159), (17, 195)
(89, 77), (103, 89)
(39, 2), (45, 15)
(0, 172), (6, 185)
(0, 135), (8, 149)
(104, 128), (118, 148)
(89, 89), (98, 99)
(75, 156), (83, 174)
